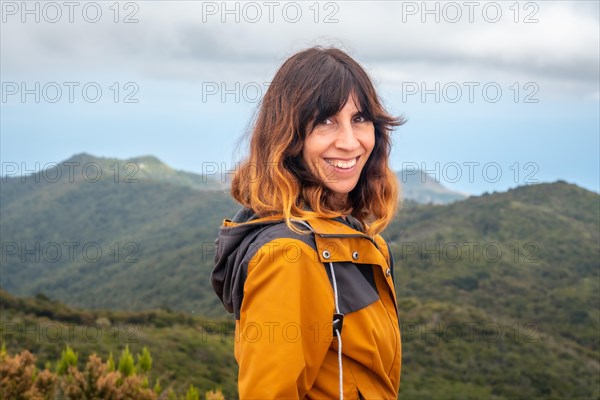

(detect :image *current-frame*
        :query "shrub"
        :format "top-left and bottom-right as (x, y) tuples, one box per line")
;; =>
(0, 344), (226, 400)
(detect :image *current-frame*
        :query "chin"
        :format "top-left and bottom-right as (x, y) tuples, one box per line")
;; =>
(327, 184), (357, 196)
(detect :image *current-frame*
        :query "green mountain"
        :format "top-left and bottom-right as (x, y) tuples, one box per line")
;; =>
(386, 180), (600, 351)
(0, 154), (465, 313)
(1, 153), (598, 398)
(1, 155), (234, 314)
(39, 152), (226, 190)
(397, 169), (467, 204)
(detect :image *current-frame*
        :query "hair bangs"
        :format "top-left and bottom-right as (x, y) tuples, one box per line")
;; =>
(306, 64), (374, 133)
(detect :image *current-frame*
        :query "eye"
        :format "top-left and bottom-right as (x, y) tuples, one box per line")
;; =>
(353, 114), (370, 123)
(316, 117), (333, 126)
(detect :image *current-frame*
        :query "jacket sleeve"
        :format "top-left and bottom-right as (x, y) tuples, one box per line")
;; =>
(235, 238), (334, 399)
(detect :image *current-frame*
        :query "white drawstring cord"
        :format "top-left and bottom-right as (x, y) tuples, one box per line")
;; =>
(328, 261), (343, 400)
(292, 220), (344, 399)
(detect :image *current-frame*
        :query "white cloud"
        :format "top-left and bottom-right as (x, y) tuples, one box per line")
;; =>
(1, 1), (598, 99)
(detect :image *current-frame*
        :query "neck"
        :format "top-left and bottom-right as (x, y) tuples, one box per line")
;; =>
(331, 193), (349, 212)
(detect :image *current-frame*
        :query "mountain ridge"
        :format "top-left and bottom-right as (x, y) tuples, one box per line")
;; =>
(3, 153), (469, 204)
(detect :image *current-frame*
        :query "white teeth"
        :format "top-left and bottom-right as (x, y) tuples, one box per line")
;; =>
(325, 158), (357, 169)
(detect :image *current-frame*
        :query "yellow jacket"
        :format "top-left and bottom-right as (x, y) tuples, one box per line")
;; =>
(212, 208), (401, 399)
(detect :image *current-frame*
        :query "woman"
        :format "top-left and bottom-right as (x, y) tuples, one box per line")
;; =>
(211, 46), (404, 399)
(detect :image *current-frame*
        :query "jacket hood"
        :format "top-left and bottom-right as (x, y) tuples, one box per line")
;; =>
(211, 207), (369, 316)
(211, 207), (287, 315)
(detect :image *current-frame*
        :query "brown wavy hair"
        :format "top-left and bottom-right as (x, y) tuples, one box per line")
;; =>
(230, 46), (405, 236)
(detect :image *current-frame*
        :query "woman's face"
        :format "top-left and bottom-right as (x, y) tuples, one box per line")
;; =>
(302, 93), (375, 207)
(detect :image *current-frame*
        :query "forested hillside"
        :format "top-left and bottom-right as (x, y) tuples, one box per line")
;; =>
(2, 287), (598, 399)
(1, 154), (598, 398)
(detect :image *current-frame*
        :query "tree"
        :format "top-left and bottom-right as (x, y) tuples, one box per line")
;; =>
(137, 346), (153, 373)
(184, 384), (199, 400)
(118, 345), (136, 377)
(56, 345), (78, 375)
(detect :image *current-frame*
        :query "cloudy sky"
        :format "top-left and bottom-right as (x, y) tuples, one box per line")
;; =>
(2, 0), (599, 195)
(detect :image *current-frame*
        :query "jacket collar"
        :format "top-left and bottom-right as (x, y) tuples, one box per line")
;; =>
(306, 216), (370, 238)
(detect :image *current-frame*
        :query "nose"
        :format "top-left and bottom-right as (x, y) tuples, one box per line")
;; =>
(334, 121), (361, 151)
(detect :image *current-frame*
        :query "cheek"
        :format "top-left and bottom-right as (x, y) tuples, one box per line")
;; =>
(363, 130), (376, 156)
(368, 137), (376, 154)
(301, 138), (318, 172)
(301, 140), (311, 166)
(302, 136), (322, 164)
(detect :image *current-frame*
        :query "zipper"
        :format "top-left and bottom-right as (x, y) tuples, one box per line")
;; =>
(316, 232), (381, 251)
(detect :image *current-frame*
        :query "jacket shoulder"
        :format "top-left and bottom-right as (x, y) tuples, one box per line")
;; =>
(241, 221), (317, 267)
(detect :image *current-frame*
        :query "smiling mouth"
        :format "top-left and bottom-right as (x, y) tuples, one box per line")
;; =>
(324, 157), (359, 170)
